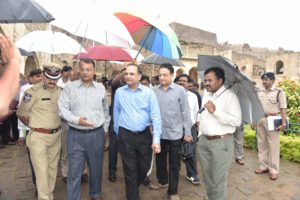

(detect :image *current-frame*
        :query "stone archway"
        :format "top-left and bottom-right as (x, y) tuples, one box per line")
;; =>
(188, 67), (199, 84)
(275, 60), (284, 74)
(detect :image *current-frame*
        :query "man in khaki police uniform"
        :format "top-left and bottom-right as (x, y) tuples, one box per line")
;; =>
(17, 64), (62, 200)
(255, 72), (287, 181)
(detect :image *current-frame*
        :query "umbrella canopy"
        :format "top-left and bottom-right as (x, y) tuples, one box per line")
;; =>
(36, 0), (134, 49)
(75, 45), (132, 62)
(18, 48), (34, 57)
(114, 11), (182, 59)
(0, 0), (54, 23)
(197, 54), (265, 123)
(142, 53), (185, 66)
(16, 31), (86, 55)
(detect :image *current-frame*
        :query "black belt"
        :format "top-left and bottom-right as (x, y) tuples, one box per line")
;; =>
(69, 125), (103, 133)
(203, 133), (233, 140)
(120, 126), (150, 134)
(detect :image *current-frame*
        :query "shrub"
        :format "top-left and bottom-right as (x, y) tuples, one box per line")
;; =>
(244, 125), (300, 163)
(278, 80), (300, 124)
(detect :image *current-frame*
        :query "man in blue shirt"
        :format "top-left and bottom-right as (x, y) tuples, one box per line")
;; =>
(114, 63), (162, 200)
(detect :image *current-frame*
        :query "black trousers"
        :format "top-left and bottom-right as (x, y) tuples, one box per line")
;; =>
(118, 127), (152, 200)
(185, 125), (199, 178)
(108, 120), (118, 177)
(156, 138), (182, 195)
(1, 113), (19, 143)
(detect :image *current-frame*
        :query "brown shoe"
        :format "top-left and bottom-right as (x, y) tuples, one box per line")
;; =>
(270, 173), (278, 181)
(235, 158), (245, 165)
(255, 168), (269, 174)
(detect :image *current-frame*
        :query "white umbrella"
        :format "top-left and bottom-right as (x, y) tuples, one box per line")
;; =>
(36, 0), (135, 49)
(16, 31), (86, 55)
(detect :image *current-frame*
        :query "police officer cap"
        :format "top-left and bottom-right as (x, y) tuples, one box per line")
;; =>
(43, 63), (61, 80)
(62, 65), (72, 72)
(261, 72), (275, 80)
(29, 68), (43, 77)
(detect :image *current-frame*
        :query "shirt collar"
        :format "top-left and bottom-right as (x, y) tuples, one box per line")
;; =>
(77, 79), (97, 88)
(207, 85), (226, 97)
(262, 84), (276, 91)
(158, 82), (175, 90)
(124, 83), (143, 91)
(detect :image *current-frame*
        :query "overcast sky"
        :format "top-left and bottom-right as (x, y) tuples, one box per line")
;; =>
(112, 0), (300, 51)
(38, 0), (300, 51)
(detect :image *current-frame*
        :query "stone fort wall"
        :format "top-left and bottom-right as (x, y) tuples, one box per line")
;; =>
(1, 22), (299, 82)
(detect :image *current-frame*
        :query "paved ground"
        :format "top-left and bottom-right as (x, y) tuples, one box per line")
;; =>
(0, 144), (299, 200)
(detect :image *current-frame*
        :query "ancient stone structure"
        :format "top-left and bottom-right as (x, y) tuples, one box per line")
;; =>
(1, 22), (299, 83)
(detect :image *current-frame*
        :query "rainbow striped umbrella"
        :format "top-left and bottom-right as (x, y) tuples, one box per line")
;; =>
(115, 11), (182, 59)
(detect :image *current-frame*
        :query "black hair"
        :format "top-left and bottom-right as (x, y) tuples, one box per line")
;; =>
(29, 68), (43, 76)
(79, 58), (95, 68)
(204, 67), (225, 84)
(62, 65), (72, 72)
(140, 75), (150, 83)
(177, 74), (190, 81)
(159, 63), (174, 74)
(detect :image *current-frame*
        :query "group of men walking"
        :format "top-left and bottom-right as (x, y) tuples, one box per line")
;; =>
(13, 60), (286, 200)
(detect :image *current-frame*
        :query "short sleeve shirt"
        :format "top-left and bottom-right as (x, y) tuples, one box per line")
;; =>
(17, 82), (62, 129)
(257, 86), (287, 114)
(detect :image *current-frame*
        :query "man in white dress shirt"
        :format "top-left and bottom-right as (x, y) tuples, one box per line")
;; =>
(177, 74), (200, 185)
(198, 67), (241, 200)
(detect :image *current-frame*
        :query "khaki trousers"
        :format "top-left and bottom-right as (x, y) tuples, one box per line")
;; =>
(256, 117), (280, 174)
(26, 130), (61, 200)
(60, 121), (68, 177)
(198, 135), (234, 200)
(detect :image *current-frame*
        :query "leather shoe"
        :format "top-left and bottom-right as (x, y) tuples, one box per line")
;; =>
(62, 176), (67, 183)
(270, 173), (278, 181)
(81, 173), (89, 183)
(255, 168), (269, 174)
(142, 176), (150, 186)
(235, 158), (245, 165)
(108, 175), (116, 182)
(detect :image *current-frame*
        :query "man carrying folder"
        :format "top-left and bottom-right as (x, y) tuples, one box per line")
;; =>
(255, 72), (287, 181)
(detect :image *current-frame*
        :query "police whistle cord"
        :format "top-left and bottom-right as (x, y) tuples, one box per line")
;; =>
(198, 85), (233, 113)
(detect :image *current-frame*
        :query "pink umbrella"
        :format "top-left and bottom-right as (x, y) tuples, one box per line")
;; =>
(73, 45), (132, 62)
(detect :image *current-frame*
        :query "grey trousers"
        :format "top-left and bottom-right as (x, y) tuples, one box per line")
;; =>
(67, 127), (104, 200)
(234, 124), (244, 160)
(198, 135), (234, 200)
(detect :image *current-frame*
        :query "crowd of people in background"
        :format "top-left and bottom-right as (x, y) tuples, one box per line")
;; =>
(0, 34), (287, 200)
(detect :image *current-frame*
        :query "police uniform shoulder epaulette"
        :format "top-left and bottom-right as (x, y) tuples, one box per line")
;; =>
(30, 82), (44, 92)
(274, 87), (282, 91)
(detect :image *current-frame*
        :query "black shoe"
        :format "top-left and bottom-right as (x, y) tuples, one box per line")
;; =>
(142, 176), (150, 186)
(62, 176), (67, 183)
(82, 173), (89, 183)
(108, 175), (116, 182)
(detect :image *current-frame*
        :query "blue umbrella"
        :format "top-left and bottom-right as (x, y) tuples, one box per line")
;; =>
(115, 11), (182, 60)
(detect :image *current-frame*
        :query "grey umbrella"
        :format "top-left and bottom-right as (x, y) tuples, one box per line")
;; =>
(141, 53), (185, 66)
(197, 54), (265, 123)
(0, 0), (54, 23)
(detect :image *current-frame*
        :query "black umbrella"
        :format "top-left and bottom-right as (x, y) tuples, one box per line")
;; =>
(141, 53), (185, 66)
(0, 0), (54, 23)
(19, 48), (34, 56)
(197, 54), (265, 123)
